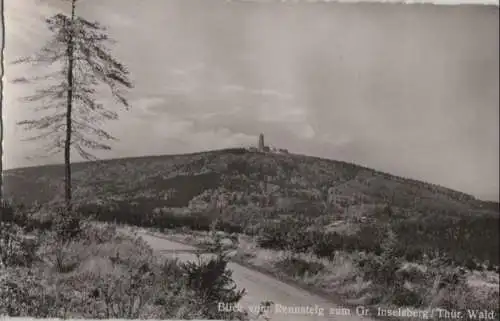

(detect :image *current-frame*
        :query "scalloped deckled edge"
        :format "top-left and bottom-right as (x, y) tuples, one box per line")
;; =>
(0, 316), (224, 321)
(223, 0), (499, 6)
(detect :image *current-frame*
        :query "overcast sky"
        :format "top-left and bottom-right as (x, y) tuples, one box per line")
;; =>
(3, 0), (499, 201)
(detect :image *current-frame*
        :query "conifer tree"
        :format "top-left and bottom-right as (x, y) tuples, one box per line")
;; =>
(12, 0), (132, 212)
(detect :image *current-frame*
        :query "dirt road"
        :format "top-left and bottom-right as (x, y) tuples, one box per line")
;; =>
(137, 231), (378, 321)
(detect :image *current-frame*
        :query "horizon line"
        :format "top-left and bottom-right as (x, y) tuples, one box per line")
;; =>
(3, 148), (499, 203)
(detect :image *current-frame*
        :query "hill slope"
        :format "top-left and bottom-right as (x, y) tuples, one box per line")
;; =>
(4, 148), (499, 266)
(4, 148), (498, 214)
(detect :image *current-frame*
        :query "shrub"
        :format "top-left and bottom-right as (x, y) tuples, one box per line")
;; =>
(391, 285), (423, 307)
(80, 222), (117, 245)
(0, 202), (15, 223)
(0, 267), (62, 317)
(151, 210), (214, 232)
(179, 254), (247, 320)
(213, 219), (244, 234)
(77, 253), (161, 318)
(274, 257), (325, 278)
(0, 222), (40, 268)
(172, 229), (247, 320)
(311, 232), (342, 260)
(43, 238), (83, 274)
(356, 253), (402, 287)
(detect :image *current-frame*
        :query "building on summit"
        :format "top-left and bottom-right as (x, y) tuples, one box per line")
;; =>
(258, 133), (265, 152)
(248, 133), (288, 154)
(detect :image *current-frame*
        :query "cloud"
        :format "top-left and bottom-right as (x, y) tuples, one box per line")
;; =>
(219, 85), (295, 100)
(130, 97), (167, 115)
(4, 0), (498, 201)
(131, 61), (314, 144)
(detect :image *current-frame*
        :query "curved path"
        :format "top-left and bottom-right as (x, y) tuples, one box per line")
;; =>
(136, 231), (378, 321)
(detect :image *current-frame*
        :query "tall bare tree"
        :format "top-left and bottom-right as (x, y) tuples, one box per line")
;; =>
(11, 0), (132, 212)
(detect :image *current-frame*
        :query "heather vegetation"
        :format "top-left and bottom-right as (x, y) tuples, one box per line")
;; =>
(0, 202), (248, 320)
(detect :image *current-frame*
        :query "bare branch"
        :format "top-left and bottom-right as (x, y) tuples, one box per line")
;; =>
(72, 131), (113, 151)
(33, 100), (67, 113)
(73, 119), (117, 141)
(73, 143), (98, 161)
(11, 71), (64, 85)
(17, 113), (66, 131)
(21, 124), (66, 142)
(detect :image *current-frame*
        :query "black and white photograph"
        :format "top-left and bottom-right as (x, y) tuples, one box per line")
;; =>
(0, 0), (499, 320)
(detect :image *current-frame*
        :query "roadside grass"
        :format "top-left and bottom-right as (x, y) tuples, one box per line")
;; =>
(0, 204), (249, 320)
(151, 227), (499, 321)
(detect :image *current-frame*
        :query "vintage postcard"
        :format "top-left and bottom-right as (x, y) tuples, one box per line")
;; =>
(1, 0), (498, 320)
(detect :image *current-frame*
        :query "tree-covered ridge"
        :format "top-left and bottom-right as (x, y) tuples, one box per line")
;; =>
(5, 148), (497, 213)
(4, 148), (499, 269)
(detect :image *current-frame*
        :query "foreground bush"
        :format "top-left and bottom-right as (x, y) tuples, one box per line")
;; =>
(179, 254), (246, 319)
(352, 251), (499, 316)
(0, 223), (39, 268)
(0, 205), (249, 320)
(274, 256), (325, 278)
(0, 267), (62, 317)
